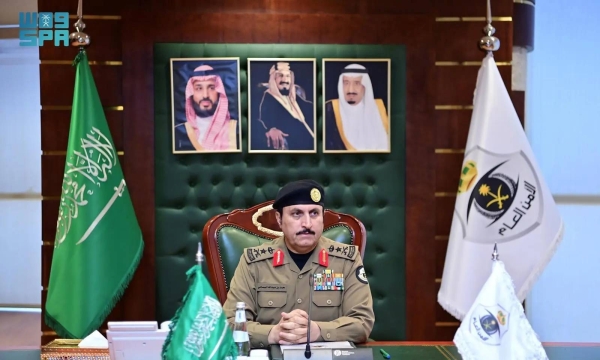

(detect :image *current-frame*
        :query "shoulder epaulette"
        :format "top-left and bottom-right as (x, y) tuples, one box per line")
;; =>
(325, 242), (358, 261)
(243, 243), (276, 264)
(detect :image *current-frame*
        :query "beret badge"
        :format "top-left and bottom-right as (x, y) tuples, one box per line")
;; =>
(310, 188), (321, 202)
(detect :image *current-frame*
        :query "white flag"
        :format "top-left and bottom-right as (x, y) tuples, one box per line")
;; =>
(437, 53), (564, 320)
(454, 260), (548, 360)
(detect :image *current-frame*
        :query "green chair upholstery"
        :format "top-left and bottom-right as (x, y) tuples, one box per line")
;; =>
(202, 200), (366, 304)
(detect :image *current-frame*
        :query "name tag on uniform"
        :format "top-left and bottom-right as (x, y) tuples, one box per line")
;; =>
(313, 270), (344, 291)
(257, 283), (287, 292)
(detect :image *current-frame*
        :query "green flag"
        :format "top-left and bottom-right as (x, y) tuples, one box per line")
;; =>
(44, 51), (144, 339)
(162, 265), (238, 360)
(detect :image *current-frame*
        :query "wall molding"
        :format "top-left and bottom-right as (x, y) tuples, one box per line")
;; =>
(0, 193), (42, 200)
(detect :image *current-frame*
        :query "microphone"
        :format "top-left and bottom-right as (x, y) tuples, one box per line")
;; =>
(305, 273), (314, 359)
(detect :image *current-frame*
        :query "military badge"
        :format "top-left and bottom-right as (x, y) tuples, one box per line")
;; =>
(313, 269), (344, 291)
(319, 248), (329, 267)
(272, 249), (284, 267)
(356, 265), (368, 284)
(310, 188), (321, 202)
(246, 248), (255, 262)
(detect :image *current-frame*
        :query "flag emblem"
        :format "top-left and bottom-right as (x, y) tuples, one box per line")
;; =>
(467, 161), (517, 221)
(455, 147), (543, 244)
(469, 304), (510, 345)
(183, 295), (227, 357)
(458, 160), (478, 193)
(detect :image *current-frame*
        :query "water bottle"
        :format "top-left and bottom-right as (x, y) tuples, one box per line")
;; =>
(232, 302), (251, 356)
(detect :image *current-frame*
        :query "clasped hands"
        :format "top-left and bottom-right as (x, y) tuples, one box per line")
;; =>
(268, 309), (321, 345)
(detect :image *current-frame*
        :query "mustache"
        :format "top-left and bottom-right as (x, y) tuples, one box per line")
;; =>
(296, 229), (315, 235)
(197, 97), (213, 104)
(345, 92), (358, 96)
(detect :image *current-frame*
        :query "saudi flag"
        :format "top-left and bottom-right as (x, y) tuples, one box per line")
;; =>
(162, 265), (237, 360)
(437, 53), (564, 320)
(44, 51), (144, 339)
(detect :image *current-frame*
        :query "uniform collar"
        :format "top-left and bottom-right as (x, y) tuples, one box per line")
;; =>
(273, 236), (329, 274)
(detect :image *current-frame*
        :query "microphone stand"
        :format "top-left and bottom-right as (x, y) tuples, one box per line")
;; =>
(305, 274), (313, 359)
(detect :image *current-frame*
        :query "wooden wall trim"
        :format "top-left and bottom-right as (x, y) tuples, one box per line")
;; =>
(120, 19), (156, 323)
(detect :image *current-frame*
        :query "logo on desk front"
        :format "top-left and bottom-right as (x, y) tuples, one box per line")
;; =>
(19, 12), (70, 46)
(334, 350), (342, 356)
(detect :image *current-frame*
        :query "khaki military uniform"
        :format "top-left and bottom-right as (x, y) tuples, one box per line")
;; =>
(223, 236), (375, 349)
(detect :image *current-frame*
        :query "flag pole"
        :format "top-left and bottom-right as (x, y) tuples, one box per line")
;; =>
(69, 0), (90, 52)
(196, 242), (205, 265)
(479, 0), (500, 54)
(482, 0), (500, 265)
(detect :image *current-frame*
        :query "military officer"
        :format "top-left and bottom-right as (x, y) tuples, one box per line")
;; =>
(223, 179), (375, 348)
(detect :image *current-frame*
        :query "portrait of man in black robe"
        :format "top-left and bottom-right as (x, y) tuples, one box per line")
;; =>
(249, 60), (316, 152)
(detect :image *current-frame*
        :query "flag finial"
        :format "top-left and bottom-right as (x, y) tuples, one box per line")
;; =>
(479, 0), (500, 53)
(492, 243), (499, 261)
(196, 242), (204, 265)
(69, 0), (90, 51)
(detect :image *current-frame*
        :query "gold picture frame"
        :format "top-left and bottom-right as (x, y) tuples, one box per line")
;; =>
(248, 58), (317, 153)
(322, 58), (392, 153)
(170, 57), (242, 154)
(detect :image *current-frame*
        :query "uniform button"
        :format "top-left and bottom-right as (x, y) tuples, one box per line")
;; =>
(326, 333), (331, 339)
(327, 299), (332, 305)
(297, 298), (302, 304)
(268, 300), (273, 306)
(298, 275), (303, 279)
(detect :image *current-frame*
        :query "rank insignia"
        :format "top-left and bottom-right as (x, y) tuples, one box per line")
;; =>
(272, 249), (284, 267)
(319, 248), (329, 267)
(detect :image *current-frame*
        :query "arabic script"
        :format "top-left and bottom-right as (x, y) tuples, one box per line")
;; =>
(55, 127), (117, 247)
(498, 181), (537, 236)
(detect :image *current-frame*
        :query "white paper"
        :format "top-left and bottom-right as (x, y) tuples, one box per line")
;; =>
(281, 341), (353, 352)
(78, 330), (109, 349)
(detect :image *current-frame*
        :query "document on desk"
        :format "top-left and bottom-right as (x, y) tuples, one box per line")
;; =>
(280, 341), (354, 352)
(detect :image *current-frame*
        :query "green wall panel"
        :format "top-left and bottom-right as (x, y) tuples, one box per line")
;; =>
(153, 43), (407, 340)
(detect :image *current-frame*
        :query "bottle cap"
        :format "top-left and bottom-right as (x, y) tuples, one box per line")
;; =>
(236, 302), (246, 309)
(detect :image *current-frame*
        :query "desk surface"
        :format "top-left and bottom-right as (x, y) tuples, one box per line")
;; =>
(362, 342), (600, 359)
(2, 342), (600, 360)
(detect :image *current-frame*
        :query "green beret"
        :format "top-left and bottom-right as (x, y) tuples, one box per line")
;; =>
(273, 180), (325, 211)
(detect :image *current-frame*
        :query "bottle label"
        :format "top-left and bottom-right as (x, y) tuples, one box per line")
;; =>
(235, 310), (246, 323)
(233, 330), (249, 342)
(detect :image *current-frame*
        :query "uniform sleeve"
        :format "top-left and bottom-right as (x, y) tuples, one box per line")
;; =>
(223, 255), (275, 348)
(313, 254), (375, 343)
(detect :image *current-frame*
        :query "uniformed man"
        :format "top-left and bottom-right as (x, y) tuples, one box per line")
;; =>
(223, 179), (375, 348)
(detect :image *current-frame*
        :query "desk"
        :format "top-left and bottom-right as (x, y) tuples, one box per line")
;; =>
(361, 342), (600, 359)
(2, 342), (600, 360)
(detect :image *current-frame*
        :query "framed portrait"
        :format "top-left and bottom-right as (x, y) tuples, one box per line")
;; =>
(170, 57), (242, 153)
(322, 58), (392, 153)
(248, 58), (317, 153)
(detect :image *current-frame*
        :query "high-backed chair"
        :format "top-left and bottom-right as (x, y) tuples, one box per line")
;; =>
(202, 200), (367, 304)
